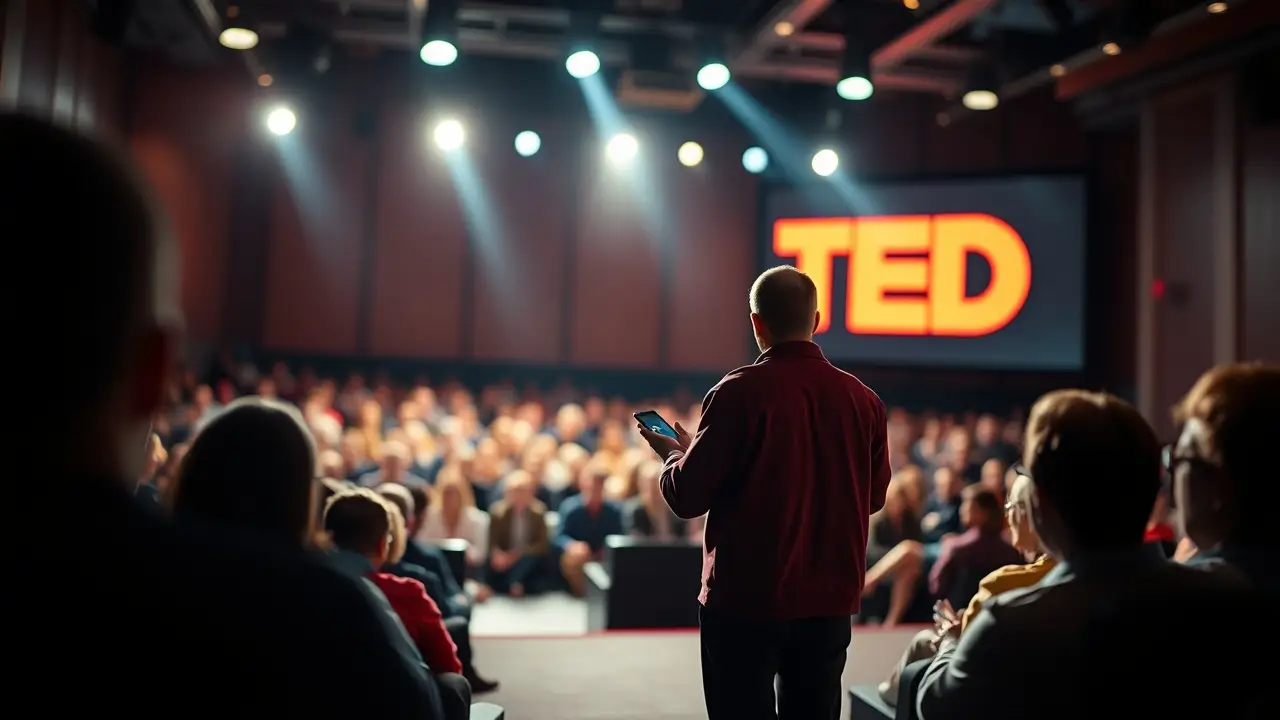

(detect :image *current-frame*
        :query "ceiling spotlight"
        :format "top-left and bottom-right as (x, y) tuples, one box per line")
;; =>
(1102, 42), (1121, 56)
(433, 119), (465, 151)
(742, 147), (769, 174)
(903, 0), (921, 9)
(420, 39), (458, 66)
(265, 106), (297, 136)
(257, 73), (274, 87)
(811, 149), (839, 177)
(1049, 64), (1067, 78)
(774, 21), (795, 37)
(696, 63), (731, 91)
(605, 133), (638, 168)
(219, 27), (259, 50)
(566, 50), (601, 79)
(1207, 2), (1227, 14)
(962, 89), (999, 111)
(678, 142), (704, 167)
(836, 75), (873, 101)
(514, 130), (542, 157)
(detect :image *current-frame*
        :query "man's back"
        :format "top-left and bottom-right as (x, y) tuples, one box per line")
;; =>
(20, 479), (442, 717)
(681, 341), (889, 620)
(920, 554), (1264, 720)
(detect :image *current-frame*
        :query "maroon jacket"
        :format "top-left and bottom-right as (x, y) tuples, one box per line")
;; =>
(660, 341), (891, 620)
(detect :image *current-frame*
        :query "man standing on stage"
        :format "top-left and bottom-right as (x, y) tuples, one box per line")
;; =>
(639, 265), (891, 720)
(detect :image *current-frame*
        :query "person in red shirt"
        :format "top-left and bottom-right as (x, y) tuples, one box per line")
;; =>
(323, 489), (465, 677)
(639, 266), (891, 720)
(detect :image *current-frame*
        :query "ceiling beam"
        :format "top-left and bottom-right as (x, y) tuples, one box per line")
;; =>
(1055, 0), (1278, 99)
(734, 0), (836, 64)
(871, 0), (999, 70)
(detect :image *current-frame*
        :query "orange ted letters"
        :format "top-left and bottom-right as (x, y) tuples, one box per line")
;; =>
(772, 214), (1032, 337)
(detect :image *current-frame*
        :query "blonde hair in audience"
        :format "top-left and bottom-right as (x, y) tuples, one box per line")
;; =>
(358, 398), (383, 459)
(384, 499), (408, 564)
(433, 464), (477, 510)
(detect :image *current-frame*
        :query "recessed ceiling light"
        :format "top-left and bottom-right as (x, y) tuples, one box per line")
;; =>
(1207, 2), (1228, 14)
(903, 0), (921, 9)
(1102, 42), (1121, 56)
(219, 27), (259, 50)
(257, 73), (273, 87)
(774, 21), (795, 37)
(1049, 64), (1067, 78)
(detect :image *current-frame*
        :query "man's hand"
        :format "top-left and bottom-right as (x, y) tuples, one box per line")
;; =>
(930, 599), (962, 650)
(638, 421), (691, 460)
(491, 549), (512, 572)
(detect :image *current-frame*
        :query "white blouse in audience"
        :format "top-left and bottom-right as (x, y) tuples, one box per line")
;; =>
(416, 506), (490, 565)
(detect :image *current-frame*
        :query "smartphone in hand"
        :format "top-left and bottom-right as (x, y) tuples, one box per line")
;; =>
(633, 410), (679, 439)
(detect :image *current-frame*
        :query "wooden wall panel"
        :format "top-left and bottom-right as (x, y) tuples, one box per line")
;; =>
(667, 143), (758, 372)
(848, 94), (927, 177)
(262, 133), (368, 354)
(1241, 124), (1280, 362)
(924, 101), (1005, 174)
(367, 101), (468, 358)
(469, 122), (572, 363)
(569, 149), (663, 368)
(1007, 90), (1090, 170)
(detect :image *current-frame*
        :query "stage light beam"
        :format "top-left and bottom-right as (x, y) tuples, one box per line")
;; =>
(266, 106), (297, 136)
(605, 133), (638, 168)
(433, 119), (465, 151)
(811, 148), (839, 177)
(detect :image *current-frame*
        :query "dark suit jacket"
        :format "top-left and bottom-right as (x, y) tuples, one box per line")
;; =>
(489, 499), (550, 556)
(27, 476), (443, 717)
(917, 548), (1265, 720)
(402, 540), (465, 608)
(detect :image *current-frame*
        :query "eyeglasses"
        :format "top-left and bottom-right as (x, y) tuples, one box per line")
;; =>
(1161, 444), (1217, 474)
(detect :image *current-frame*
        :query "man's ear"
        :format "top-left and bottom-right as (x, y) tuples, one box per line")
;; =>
(376, 534), (390, 560)
(812, 311), (821, 334)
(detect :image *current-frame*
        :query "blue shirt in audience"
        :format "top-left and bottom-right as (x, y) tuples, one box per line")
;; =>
(555, 495), (624, 553)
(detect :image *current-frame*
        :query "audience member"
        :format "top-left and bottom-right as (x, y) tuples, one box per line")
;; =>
(555, 464), (625, 596)
(324, 488), (471, 719)
(393, 485), (473, 618)
(916, 389), (1261, 720)
(1171, 362), (1279, 594)
(11, 110), (443, 715)
(920, 467), (963, 543)
(862, 481), (925, 626)
(487, 470), (553, 596)
(418, 465), (490, 567)
(928, 485), (1023, 611)
(624, 458), (689, 540)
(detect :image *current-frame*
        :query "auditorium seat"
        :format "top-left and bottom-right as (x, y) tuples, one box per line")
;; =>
(469, 701), (505, 720)
(849, 685), (894, 720)
(585, 535), (702, 630)
(435, 538), (469, 582)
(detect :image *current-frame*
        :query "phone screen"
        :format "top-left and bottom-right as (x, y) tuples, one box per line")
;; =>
(633, 410), (678, 439)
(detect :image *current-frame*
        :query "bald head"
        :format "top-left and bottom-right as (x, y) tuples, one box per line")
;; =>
(749, 266), (819, 350)
(2, 112), (181, 475)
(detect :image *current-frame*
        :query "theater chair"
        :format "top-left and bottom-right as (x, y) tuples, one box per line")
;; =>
(470, 701), (504, 720)
(436, 538), (469, 583)
(848, 684), (894, 720)
(584, 535), (702, 630)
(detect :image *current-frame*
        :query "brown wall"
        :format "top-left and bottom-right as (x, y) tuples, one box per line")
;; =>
(1241, 122), (1280, 363)
(0, 0), (123, 137)
(220, 66), (1096, 376)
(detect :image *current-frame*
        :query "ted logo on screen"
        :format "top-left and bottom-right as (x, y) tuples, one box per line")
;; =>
(773, 213), (1032, 337)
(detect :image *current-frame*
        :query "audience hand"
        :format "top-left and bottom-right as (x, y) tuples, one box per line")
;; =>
(638, 422), (691, 460)
(491, 549), (512, 572)
(921, 512), (940, 531)
(930, 600), (962, 650)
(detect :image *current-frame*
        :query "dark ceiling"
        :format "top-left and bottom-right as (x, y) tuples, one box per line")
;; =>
(96, 0), (1222, 113)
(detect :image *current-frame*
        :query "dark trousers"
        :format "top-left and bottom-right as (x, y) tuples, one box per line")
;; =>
(699, 605), (851, 720)
(487, 553), (549, 594)
(435, 671), (471, 720)
(444, 617), (473, 675)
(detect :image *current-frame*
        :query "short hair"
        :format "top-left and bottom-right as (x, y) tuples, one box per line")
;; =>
(173, 398), (318, 545)
(1, 113), (177, 427)
(749, 266), (818, 339)
(376, 483), (415, 521)
(962, 485), (1004, 533)
(1024, 390), (1161, 549)
(407, 483), (429, 519)
(1173, 362), (1280, 542)
(323, 488), (391, 556)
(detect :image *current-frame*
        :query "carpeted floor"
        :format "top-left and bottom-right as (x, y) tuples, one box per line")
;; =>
(471, 627), (923, 719)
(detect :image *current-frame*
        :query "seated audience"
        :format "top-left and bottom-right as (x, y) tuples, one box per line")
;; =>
(556, 464), (625, 596)
(921, 466), (963, 543)
(486, 470), (553, 596)
(1172, 362), (1279, 594)
(171, 397), (449, 716)
(393, 484), (472, 617)
(916, 389), (1262, 720)
(19, 111), (441, 717)
(417, 465), (490, 568)
(360, 439), (431, 489)
(624, 458), (688, 540)
(928, 485), (1023, 612)
(878, 472), (1054, 705)
(324, 488), (472, 720)
(861, 480), (925, 626)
